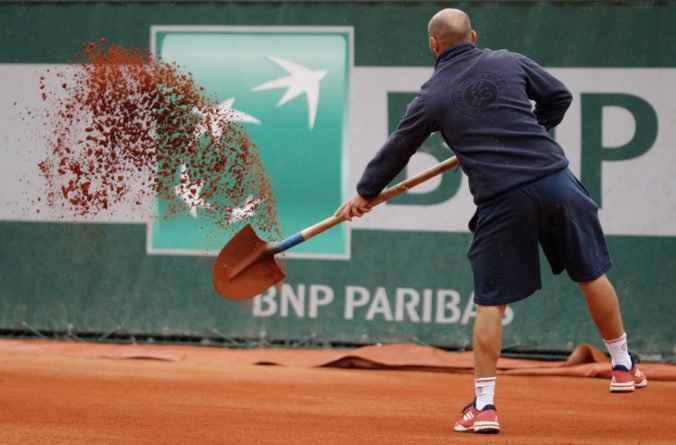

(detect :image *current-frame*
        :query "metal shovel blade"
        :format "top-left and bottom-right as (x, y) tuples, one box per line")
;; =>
(212, 224), (286, 301)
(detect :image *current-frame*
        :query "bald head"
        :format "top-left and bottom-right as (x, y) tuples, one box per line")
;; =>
(428, 8), (476, 57)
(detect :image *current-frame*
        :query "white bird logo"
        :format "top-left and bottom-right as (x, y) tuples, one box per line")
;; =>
(217, 97), (262, 125)
(192, 97), (260, 140)
(252, 56), (327, 130)
(227, 196), (262, 225)
(173, 164), (212, 218)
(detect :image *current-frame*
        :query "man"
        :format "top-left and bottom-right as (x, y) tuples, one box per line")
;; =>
(335, 8), (647, 434)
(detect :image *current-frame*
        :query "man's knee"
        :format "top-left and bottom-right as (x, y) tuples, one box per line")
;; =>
(578, 273), (609, 288)
(474, 304), (507, 343)
(476, 304), (507, 317)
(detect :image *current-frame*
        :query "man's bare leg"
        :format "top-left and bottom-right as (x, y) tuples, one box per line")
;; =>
(578, 274), (646, 393)
(578, 274), (624, 340)
(474, 304), (507, 378)
(454, 304), (505, 433)
(469, 304), (506, 413)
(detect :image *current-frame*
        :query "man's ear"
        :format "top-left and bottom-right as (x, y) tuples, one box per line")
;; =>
(429, 36), (439, 57)
(471, 30), (477, 43)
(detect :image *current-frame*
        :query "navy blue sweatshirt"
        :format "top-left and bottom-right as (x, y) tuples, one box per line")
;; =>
(356, 43), (572, 204)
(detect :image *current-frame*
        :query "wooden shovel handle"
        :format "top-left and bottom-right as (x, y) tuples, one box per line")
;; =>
(368, 155), (460, 207)
(269, 155), (460, 254)
(303, 155), (459, 239)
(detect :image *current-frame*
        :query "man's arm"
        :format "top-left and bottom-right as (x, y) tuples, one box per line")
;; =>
(357, 95), (434, 199)
(335, 95), (433, 220)
(516, 54), (572, 130)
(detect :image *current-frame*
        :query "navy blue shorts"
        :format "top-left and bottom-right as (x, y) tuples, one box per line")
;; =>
(467, 168), (612, 306)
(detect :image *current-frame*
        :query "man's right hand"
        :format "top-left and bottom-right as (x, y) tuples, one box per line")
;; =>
(334, 193), (371, 221)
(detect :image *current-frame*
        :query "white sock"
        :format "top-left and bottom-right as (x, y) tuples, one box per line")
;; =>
(604, 333), (632, 369)
(475, 377), (496, 410)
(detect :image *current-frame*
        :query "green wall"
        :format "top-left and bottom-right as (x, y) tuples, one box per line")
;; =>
(1, 1), (674, 356)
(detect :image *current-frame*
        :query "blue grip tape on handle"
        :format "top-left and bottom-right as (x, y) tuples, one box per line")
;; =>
(268, 232), (305, 254)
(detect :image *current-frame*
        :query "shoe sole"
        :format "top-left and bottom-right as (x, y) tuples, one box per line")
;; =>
(474, 421), (500, 434)
(454, 421), (500, 434)
(610, 379), (648, 393)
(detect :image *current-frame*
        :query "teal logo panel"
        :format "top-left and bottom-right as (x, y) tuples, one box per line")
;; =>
(150, 28), (351, 257)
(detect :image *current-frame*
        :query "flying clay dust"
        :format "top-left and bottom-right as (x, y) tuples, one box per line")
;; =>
(33, 39), (281, 242)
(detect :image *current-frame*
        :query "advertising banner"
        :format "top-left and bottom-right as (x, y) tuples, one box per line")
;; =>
(1, 1), (674, 355)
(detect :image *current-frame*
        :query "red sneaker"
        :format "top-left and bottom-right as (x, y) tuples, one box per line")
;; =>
(454, 401), (500, 434)
(611, 352), (648, 393)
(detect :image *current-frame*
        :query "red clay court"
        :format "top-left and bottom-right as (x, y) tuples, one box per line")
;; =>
(1, 339), (674, 444)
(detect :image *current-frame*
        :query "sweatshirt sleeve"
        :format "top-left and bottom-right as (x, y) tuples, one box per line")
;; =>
(356, 95), (433, 200)
(516, 54), (572, 130)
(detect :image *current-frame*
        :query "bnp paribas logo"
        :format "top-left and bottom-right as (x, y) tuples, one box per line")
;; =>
(149, 26), (352, 258)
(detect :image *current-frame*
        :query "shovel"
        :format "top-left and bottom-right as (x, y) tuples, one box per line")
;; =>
(213, 155), (460, 300)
